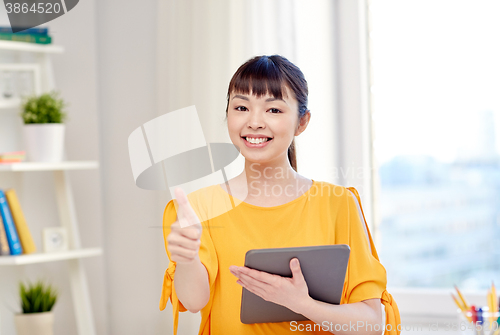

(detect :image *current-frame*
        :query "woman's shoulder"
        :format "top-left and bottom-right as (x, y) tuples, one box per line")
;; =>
(309, 180), (350, 199)
(186, 184), (220, 200)
(164, 184), (220, 212)
(186, 184), (232, 222)
(308, 180), (364, 213)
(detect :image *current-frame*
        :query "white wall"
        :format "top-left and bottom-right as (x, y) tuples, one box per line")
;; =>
(95, 0), (169, 334)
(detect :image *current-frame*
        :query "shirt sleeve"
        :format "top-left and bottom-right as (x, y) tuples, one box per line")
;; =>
(341, 187), (401, 335)
(159, 197), (219, 335)
(341, 189), (386, 303)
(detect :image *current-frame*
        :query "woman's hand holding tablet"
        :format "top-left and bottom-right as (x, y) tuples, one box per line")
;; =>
(231, 245), (350, 324)
(230, 258), (311, 315)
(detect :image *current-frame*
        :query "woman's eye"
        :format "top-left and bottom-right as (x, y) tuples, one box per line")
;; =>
(269, 108), (282, 114)
(235, 106), (248, 111)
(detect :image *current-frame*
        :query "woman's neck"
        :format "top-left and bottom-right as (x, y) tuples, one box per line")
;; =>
(233, 159), (310, 199)
(245, 158), (297, 182)
(220, 158), (312, 205)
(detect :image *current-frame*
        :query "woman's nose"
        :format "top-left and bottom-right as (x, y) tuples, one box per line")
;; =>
(246, 110), (266, 129)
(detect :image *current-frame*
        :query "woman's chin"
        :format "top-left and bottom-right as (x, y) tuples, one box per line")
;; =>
(242, 153), (283, 165)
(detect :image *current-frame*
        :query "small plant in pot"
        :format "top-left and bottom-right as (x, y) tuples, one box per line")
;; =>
(15, 280), (58, 335)
(20, 91), (68, 162)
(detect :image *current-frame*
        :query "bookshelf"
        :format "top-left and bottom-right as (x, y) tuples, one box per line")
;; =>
(0, 41), (99, 335)
(0, 248), (102, 265)
(0, 40), (64, 53)
(0, 161), (98, 171)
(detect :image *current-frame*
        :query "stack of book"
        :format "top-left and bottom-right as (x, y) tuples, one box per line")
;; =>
(0, 26), (51, 45)
(0, 151), (26, 163)
(0, 188), (36, 256)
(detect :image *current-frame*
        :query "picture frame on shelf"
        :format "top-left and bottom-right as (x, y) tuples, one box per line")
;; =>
(0, 63), (42, 109)
(42, 227), (68, 253)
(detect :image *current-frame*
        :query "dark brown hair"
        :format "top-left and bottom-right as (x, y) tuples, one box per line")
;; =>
(225, 55), (309, 171)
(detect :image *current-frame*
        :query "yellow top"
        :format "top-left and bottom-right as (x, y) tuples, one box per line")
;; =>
(159, 180), (401, 334)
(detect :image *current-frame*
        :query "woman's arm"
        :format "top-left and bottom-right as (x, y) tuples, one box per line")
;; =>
(167, 188), (210, 313)
(295, 297), (383, 335)
(173, 256), (210, 313)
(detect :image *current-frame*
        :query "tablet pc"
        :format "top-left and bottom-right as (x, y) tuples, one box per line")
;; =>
(240, 244), (350, 324)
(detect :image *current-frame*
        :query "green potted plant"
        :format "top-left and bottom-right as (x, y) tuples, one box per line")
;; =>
(20, 91), (68, 162)
(14, 280), (58, 335)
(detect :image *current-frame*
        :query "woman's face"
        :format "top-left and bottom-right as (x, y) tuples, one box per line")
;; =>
(227, 85), (301, 166)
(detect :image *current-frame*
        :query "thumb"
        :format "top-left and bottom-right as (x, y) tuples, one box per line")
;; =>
(290, 258), (305, 282)
(174, 188), (200, 226)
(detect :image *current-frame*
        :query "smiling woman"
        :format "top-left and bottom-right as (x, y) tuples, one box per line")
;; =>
(159, 55), (401, 335)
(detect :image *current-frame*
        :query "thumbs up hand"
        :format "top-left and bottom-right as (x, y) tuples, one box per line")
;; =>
(166, 187), (203, 264)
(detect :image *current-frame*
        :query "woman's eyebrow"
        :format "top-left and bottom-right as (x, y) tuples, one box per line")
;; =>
(232, 94), (249, 101)
(265, 97), (286, 103)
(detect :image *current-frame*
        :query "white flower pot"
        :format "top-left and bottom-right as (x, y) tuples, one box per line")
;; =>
(24, 124), (65, 162)
(14, 311), (54, 335)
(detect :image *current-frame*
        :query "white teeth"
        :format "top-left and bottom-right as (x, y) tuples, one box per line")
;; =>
(245, 137), (269, 144)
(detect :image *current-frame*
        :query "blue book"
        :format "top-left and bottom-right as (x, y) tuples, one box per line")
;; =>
(0, 189), (23, 255)
(0, 26), (48, 35)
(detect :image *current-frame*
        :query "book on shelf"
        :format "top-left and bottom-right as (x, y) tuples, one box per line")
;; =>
(0, 151), (26, 163)
(0, 26), (48, 35)
(0, 214), (10, 255)
(0, 32), (52, 44)
(5, 189), (36, 254)
(0, 189), (22, 255)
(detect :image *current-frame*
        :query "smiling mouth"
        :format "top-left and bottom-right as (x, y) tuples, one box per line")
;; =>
(241, 137), (273, 144)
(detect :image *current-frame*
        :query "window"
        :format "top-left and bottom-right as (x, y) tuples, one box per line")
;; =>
(369, 0), (500, 290)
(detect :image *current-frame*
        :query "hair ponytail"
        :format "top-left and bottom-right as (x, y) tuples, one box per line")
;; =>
(288, 139), (297, 172)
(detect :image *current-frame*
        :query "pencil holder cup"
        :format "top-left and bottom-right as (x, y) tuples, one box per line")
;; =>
(457, 307), (500, 335)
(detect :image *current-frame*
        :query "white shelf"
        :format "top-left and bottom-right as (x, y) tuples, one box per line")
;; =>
(0, 248), (102, 265)
(0, 41), (64, 53)
(0, 63), (40, 71)
(0, 161), (99, 171)
(0, 98), (21, 109)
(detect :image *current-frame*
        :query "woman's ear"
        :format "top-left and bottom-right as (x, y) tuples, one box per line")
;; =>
(295, 110), (311, 136)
